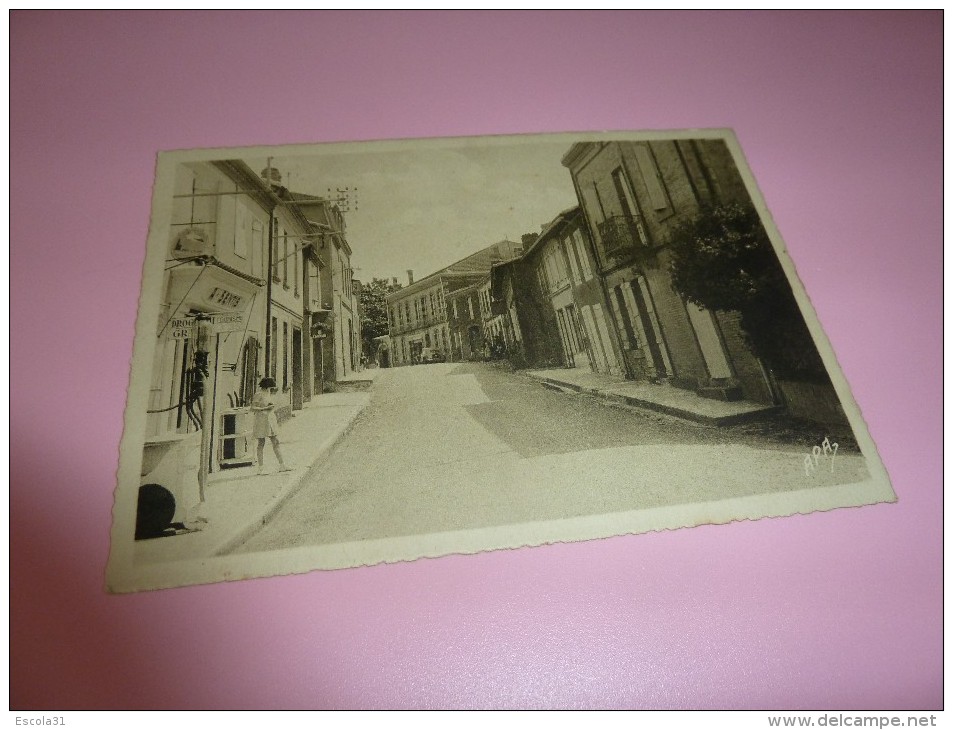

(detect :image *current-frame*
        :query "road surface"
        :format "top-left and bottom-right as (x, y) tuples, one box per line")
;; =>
(234, 362), (867, 553)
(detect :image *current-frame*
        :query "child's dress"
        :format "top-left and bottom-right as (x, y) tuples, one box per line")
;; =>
(251, 389), (279, 438)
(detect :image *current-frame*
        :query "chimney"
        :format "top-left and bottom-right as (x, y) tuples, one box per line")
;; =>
(261, 165), (282, 189)
(407, 269), (414, 285)
(392, 277), (398, 287)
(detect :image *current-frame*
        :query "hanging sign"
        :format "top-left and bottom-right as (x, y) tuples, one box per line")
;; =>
(166, 311), (248, 339)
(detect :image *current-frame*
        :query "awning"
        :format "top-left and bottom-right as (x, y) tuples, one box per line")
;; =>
(165, 261), (262, 320)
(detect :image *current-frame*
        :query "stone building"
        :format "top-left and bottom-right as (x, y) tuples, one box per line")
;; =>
(386, 240), (523, 366)
(562, 139), (777, 405)
(492, 207), (622, 374)
(446, 280), (486, 362)
(141, 160), (322, 526)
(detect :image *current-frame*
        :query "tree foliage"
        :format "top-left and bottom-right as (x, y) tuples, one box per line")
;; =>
(359, 277), (401, 352)
(667, 204), (826, 380)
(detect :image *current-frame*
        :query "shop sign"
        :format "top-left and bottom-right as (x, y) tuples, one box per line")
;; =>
(204, 286), (244, 310)
(168, 317), (195, 340)
(167, 311), (248, 339)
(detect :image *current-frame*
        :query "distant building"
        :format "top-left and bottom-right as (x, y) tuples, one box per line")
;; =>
(491, 207), (622, 374)
(386, 240), (523, 366)
(446, 280), (485, 362)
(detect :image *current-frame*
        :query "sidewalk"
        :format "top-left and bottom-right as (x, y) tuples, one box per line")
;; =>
(523, 368), (780, 426)
(335, 365), (383, 389)
(134, 390), (373, 564)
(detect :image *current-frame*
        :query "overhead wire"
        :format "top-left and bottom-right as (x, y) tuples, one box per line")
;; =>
(156, 262), (208, 338)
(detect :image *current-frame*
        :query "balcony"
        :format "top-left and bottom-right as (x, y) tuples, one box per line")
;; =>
(596, 215), (661, 265)
(598, 215), (643, 251)
(390, 315), (447, 336)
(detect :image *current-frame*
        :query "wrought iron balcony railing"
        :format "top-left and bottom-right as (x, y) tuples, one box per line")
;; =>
(597, 215), (649, 253)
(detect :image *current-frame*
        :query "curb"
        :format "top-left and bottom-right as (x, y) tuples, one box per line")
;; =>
(211, 399), (370, 557)
(522, 371), (780, 427)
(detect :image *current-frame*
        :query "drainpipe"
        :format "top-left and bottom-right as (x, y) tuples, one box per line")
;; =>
(264, 206), (274, 378)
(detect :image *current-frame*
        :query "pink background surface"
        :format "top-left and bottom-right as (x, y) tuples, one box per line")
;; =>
(11, 11), (941, 709)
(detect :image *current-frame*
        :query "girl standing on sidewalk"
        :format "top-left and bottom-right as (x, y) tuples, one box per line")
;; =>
(251, 377), (292, 475)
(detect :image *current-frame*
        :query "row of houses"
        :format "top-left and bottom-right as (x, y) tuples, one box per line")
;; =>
(144, 160), (363, 488)
(384, 240), (524, 366)
(386, 137), (839, 425)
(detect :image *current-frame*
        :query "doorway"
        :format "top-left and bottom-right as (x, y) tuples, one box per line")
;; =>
(292, 327), (303, 410)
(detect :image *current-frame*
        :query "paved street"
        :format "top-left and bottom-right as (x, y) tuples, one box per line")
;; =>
(233, 362), (868, 553)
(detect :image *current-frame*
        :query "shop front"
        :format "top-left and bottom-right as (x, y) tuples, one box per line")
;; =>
(140, 262), (263, 530)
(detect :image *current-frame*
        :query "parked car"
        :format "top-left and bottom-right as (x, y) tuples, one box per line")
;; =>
(419, 348), (446, 364)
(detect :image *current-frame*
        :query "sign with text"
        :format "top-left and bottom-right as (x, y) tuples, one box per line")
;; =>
(167, 311), (248, 339)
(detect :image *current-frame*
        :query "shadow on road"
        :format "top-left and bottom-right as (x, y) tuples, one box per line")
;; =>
(450, 362), (731, 459)
(449, 361), (858, 459)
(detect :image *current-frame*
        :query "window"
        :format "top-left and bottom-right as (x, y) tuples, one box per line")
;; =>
(281, 227), (289, 288)
(543, 246), (568, 292)
(467, 297), (474, 320)
(292, 237), (299, 297)
(612, 167), (649, 245)
(234, 200), (249, 259)
(309, 261), (321, 308)
(612, 168), (638, 219)
(563, 237), (581, 284)
(271, 222), (280, 282)
(572, 229), (593, 280)
(452, 299), (459, 320)
(252, 219), (264, 277)
(633, 145), (669, 212)
(612, 286), (639, 349)
(537, 264), (549, 294)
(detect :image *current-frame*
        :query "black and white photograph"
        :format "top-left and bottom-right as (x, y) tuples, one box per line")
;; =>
(107, 130), (895, 593)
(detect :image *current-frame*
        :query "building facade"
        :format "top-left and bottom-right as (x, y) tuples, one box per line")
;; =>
(286, 189), (362, 385)
(494, 208), (622, 375)
(143, 160), (322, 524)
(387, 240), (523, 366)
(139, 157), (378, 533)
(562, 139), (776, 404)
(387, 274), (450, 365)
(446, 280), (485, 362)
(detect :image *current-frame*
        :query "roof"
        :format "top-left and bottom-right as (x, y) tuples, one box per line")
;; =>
(386, 239), (523, 302)
(521, 206), (581, 259)
(445, 279), (487, 299)
(284, 192), (352, 257)
(561, 142), (603, 170)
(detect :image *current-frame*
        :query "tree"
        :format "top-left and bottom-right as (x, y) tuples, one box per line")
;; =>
(667, 203), (826, 381)
(359, 277), (402, 356)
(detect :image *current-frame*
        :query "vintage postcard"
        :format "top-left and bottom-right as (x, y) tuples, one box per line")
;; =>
(106, 130), (895, 592)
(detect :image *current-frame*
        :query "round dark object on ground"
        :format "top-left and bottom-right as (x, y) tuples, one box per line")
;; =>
(135, 483), (176, 539)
